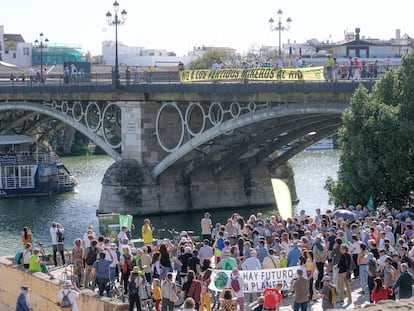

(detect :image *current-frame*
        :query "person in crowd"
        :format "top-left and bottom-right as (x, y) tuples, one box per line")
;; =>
(199, 269), (212, 311)
(58, 280), (80, 311)
(287, 240), (301, 267)
(201, 213), (212, 242)
(15, 286), (32, 311)
(182, 270), (201, 309)
(151, 251), (163, 280)
(83, 239), (100, 289)
(70, 238), (84, 287)
(92, 251), (111, 297)
(106, 243), (119, 286)
(371, 277), (392, 303)
(319, 275), (335, 311)
(120, 245), (133, 295)
(392, 263), (413, 299)
(290, 269), (309, 311)
(182, 297), (197, 311)
(128, 266), (142, 311)
(152, 278), (162, 311)
(142, 219), (155, 245)
(218, 250), (237, 270)
(199, 239), (213, 265)
(263, 282), (282, 311)
(50, 222), (65, 266)
(312, 236), (327, 290)
(118, 226), (129, 245)
(21, 227), (32, 247)
(161, 272), (176, 311)
(337, 244), (352, 304)
(262, 248), (280, 269)
(357, 243), (369, 294)
(227, 268), (244, 311)
(22, 243), (32, 269)
(220, 287), (236, 311)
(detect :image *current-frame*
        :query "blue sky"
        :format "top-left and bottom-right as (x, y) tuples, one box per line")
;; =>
(2, 0), (412, 56)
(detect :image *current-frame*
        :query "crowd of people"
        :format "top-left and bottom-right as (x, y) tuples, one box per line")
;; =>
(16, 204), (414, 311)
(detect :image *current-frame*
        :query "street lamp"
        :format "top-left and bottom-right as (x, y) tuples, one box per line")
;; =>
(106, 1), (127, 88)
(269, 9), (292, 56)
(34, 32), (49, 82)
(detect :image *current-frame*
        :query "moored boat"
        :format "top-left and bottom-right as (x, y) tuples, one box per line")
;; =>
(0, 135), (77, 197)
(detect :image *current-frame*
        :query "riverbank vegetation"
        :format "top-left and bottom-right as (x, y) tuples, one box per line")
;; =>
(325, 52), (414, 208)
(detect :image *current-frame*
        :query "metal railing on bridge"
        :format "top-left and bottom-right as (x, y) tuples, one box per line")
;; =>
(0, 64), (399, 88)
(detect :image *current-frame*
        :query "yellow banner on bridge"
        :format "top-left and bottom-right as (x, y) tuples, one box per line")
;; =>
(179, 67), (324, 82)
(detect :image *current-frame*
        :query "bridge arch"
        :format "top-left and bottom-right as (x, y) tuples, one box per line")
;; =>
(152, 102), (346, 177)
(0, 101), (122, 160)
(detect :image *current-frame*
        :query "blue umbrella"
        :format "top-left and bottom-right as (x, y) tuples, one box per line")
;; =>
(332, 209), (355, 221)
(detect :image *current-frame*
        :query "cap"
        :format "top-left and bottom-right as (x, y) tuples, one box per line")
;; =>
(232, 267), (239, 272)
(62, 280), (72, 287)
(224, 250), (231, 256)
(322, 275), (331, 281)
(297, 269), (304, 275)
(132, 266), (140, 274)
(21, 286), (29, 291)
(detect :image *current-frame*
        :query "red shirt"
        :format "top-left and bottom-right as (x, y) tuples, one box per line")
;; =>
(371, 287), (392, 303)
(263, 288), (282, 308)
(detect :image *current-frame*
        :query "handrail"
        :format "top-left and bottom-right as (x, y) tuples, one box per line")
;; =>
(0, 65), (400, 88)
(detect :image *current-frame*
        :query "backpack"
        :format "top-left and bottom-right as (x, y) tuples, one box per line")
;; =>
(128, 280), (139, 295)
(57, 229), (65, 243)
(14, 251), (23, 264)
(230, 277), (240, 292)
(85, 247), (99, 266)
(327, 285), (337, 304)
(122, 254), (132, 273)
(60, 290), (72, 310)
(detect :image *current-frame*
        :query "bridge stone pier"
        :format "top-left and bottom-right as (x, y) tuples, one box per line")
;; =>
(0, 81), (373, 215)
(97, 82), (371, 215)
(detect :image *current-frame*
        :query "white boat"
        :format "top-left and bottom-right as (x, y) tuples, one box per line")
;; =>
(0, 135), (77, 197)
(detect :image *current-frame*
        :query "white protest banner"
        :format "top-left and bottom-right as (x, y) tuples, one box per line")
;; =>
(208, 266), (306, 293)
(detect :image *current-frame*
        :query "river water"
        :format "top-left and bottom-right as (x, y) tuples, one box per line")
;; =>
(0, 150), (339, 256)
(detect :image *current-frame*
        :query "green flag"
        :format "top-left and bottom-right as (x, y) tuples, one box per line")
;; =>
(367, 196), (375, 213)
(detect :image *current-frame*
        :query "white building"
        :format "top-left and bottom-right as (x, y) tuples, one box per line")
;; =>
(0, 25), (32, 68)
(101, 40), (196, 68)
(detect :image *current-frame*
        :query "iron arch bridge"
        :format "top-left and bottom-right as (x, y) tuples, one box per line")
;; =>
(0, 100), (122, 160)
(152, 100), (346, 178)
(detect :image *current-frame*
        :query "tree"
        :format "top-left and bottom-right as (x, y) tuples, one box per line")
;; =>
(189, 48), (232, 70)
(326, 53), (414, 208)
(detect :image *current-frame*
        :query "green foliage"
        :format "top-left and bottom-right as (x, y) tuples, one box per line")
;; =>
(70, 139), (88, 156)
(190, 49), (232, 70)
(326, 53), (414, 208)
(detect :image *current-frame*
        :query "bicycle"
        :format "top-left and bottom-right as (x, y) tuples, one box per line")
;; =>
(109, 281), (128, 303)
(37, 241), (71, 267)
(139, 283), (153, 311)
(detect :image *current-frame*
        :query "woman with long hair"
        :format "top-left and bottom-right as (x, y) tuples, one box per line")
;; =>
(219, 288), (235, 311)
(71, 238), (84, 287)
(120, 246), (132, 295)
(371, 277), (392, 303)
(21, 227), (32, 247)
(305, 250), (316, 301)
(152, 251), (162, 280)
(159, 243), (172, 280)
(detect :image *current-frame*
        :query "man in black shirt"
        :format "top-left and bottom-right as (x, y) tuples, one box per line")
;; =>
(337, 244), (352, 304)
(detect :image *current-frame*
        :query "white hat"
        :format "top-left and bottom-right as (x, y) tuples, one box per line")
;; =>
(62, 280), (72, 287)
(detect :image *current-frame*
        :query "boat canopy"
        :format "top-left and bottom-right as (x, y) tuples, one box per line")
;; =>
(0, 135), (35, 145)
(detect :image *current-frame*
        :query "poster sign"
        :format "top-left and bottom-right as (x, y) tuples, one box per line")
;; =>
(209, 266), (306, 293)
(179, 67), (324, 82)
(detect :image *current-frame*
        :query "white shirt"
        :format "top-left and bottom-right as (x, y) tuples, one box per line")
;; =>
(241, 256), (261, 270)
(58, 289), (79, 311)
(199, 245), (213, 264)
(50, 227), (64, 245)
(227, 275), (244, 297)
(105, 249), (119, 267)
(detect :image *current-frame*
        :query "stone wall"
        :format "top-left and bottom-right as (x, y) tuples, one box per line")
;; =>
(0, 257), (128, 311)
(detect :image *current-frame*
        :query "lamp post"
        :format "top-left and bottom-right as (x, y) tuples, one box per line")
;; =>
(269, 9), (292, 56)
(106, 1), (127, 88)
(34, 33), (49, 82)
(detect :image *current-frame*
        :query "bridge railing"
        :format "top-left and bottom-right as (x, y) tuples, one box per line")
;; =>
(0, 64), (400, 87)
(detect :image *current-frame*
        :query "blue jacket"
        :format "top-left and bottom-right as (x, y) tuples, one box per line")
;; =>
(16, 293), (31, 311)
